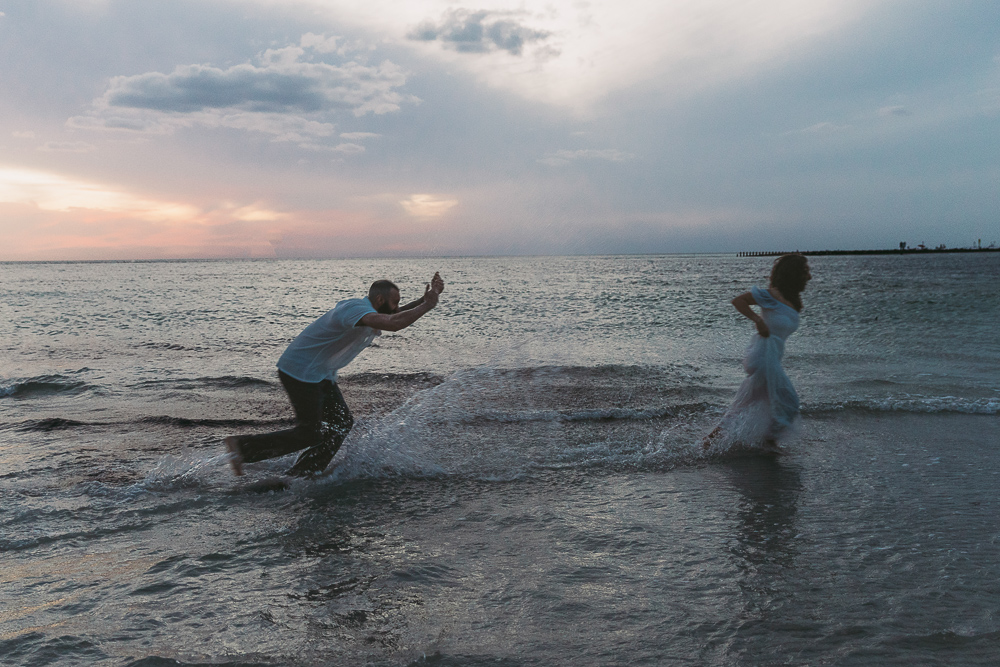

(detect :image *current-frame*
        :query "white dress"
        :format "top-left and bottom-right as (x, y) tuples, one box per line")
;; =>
(718, 286), (801, 445)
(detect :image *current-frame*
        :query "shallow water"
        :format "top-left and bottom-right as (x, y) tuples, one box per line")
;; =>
(1, 254), (998, 665)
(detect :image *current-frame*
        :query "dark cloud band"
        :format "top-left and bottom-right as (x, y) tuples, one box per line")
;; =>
(408, 9), (550, 56)
(103, 56), (407, 115)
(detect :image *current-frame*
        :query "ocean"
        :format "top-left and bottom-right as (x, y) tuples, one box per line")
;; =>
(1, 253), (998, 666)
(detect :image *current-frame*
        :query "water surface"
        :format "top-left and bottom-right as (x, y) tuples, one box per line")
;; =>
(1, 254), (998, 665)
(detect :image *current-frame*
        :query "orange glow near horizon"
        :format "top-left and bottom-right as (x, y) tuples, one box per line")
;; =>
(0, 166), (201, 220)
(0, 165), (394, 260)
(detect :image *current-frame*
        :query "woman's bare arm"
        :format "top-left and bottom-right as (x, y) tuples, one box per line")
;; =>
(731, 291), (770, 337)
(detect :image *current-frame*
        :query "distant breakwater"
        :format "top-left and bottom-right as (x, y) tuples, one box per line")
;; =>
(737, 248), (1000, 257)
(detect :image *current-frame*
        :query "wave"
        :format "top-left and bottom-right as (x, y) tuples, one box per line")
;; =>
(136, 341), (208, 352)
(138, 415), (291, 428)
(806, 395), (1000, 416)
(342, 371), (446, 386)
(130, 372), (445, 392)
(4, 403), (704, 438)
(344, 363), (707, 386)
(0, 491), (213, 550)
(458, 403), (714, 425)
(53, 389), (997, 498)
(131, 375), (274, 390)
(0, 375), (95, 399)
(8, 415), (290, 433)
(323, 374), (1000, 482)
(17, 417), (97, 432)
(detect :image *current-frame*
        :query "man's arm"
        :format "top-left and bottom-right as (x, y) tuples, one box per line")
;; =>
(359, 283), (440, 332)
(396, 298), (424, 312)
(398, 272), (445, 312)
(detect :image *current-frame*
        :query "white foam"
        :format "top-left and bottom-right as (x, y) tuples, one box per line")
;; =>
(813, 395), (1000, 415)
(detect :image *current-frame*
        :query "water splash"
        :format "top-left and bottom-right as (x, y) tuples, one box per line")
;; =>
(127, 453), (229, 494)
(332, 364), (721, 480)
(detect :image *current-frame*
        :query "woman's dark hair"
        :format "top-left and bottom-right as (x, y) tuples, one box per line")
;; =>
(770, 254), (809, 311)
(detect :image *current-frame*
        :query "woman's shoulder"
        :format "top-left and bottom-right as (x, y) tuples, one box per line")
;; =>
(752, 286), (796, 310)
(750, 285), (777, 305)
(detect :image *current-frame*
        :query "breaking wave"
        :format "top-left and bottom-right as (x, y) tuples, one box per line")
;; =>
(0, 375), (95, 398)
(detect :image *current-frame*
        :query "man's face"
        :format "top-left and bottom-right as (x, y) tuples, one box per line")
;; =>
(375, 289), (401, 314)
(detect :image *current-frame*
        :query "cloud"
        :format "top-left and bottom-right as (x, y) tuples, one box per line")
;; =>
(340, 132), (380, 140)
(332, 142), (365, 154)
(71, 110), (340, 145)
(784, 121), (853, 135)
(878, 105), (912, 117)
(67, 35), (415, 150)
(38, 141), (96, 153)
(299, 32), (340, 54)
(408, 9), (552, 56)
(11, 131), (35, 139)
(331, 0), (875, 109)
(400, 193), (458, 217)
(0, 201), (286, 261)
(297, 140), (365, 154)
(0, 166), (299, 259)
(223, 203), (286, 222)
(0, 165), (197, 218)
(538, 148), (635, 166)
(99, 58), (400, 115)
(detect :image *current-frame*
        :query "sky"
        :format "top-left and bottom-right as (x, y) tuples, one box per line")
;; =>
(0, 0), (998, 260)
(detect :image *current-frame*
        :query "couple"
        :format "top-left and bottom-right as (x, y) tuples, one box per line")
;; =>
(225, 254), (812, 477)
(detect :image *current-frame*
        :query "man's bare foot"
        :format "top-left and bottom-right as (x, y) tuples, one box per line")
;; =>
(224, 436), (244, 476)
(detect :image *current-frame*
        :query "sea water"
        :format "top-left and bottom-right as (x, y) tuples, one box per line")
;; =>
(1, 254), (998, 665)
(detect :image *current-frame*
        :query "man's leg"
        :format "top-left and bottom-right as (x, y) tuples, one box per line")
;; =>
(284, 381), (354, 477)
(223, 371), (325, 475)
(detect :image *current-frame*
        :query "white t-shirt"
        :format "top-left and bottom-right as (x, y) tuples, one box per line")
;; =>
(277, 297), (380, 383)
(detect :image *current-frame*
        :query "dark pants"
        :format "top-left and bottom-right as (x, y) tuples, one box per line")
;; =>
(236, 371), (353, 476)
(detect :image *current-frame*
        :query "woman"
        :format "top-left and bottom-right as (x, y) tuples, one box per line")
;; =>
(704, 254), (812, 453)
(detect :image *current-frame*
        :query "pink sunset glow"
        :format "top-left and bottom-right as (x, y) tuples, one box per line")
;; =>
(1, 1), (997, 258)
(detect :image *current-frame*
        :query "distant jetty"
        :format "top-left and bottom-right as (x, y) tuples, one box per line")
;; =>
(737, 247), (999, 257)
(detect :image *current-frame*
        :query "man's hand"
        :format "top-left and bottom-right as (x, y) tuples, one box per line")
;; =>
(396, 273), (444, 314)
(423, 281), (439, 308)
(361, 275), (444, 331)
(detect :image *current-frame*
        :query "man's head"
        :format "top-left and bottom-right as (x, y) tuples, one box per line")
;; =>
(368, 279), (401, 314)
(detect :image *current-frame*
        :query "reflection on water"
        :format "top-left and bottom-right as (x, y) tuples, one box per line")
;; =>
(724, 456), (802, 571)
(722, 453), (803, 644)
(718, 456), (805, 665)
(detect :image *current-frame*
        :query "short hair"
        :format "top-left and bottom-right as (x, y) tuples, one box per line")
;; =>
(368, 279), (399, 302)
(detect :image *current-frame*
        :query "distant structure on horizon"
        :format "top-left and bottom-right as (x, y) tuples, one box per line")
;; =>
(737, 242), (998, 257)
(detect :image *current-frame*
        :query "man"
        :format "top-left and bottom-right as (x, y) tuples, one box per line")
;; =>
(224, 272), (444, 477)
